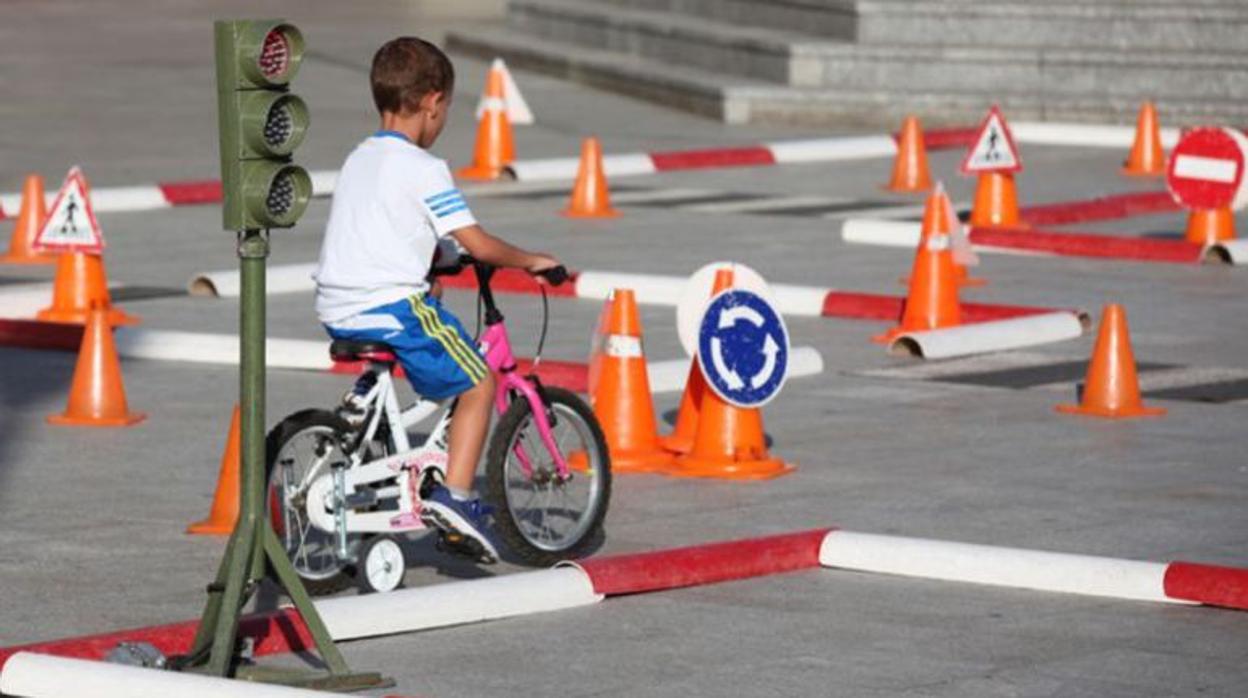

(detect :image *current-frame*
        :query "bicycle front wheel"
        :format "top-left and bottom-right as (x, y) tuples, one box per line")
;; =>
(485, 386), (611, 566)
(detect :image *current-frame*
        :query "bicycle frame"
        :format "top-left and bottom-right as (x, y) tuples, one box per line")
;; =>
(302, 285), (570, 537)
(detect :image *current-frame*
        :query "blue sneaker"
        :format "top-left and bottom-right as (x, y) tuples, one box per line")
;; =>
(420, 485), (501, 564)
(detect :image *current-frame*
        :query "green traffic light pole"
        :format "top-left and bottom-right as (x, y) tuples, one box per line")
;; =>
(172, 20), (389, 691)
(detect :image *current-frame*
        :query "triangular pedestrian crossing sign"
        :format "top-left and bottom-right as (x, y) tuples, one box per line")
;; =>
(960, 105), (1022, 175)
(33, 166), (104, 254)
(475, 58), (535, 125)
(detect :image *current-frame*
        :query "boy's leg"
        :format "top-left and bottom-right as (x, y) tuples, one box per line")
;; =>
(423, 373), (502, 563)
(384, 293), (501, 563)
(443, 371), (495, 493)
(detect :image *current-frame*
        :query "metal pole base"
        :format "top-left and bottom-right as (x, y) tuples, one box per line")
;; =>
(233, 666), (396, 692)
(178, 229), (391, 690)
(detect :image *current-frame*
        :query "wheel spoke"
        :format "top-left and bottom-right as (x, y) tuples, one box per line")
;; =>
(496, 397), (605, 555)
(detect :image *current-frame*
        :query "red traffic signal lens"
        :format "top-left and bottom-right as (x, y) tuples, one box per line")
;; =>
(234, 22), (303, 86)
(258, 28), (291, 80)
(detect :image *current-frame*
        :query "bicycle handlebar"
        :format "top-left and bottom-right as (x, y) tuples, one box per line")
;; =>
(428, 254), (569, 287)
(536, 265), (569, 286)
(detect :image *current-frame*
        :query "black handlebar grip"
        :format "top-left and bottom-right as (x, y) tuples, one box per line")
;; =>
(540, 266), (569, 286)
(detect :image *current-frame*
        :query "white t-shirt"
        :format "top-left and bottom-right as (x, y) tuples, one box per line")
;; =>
(314, 132), (476, 324)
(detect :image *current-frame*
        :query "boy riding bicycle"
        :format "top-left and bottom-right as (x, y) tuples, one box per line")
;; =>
(313, 37), (560, 563)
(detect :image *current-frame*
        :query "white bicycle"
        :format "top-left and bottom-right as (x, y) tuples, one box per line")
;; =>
(265, 259), (611, 594)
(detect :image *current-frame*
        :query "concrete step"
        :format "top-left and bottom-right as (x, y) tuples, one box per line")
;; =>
(584, 0), (858, 39)
(587, 0), (1248, 50)
(851, 0), (1248, 51)
(508, 0), (822, 85)
(807, 43), (1248, 103)
(447, 26), (1248, 126)
(449, 26), (732, 121)
(508, 0), (1248, 100)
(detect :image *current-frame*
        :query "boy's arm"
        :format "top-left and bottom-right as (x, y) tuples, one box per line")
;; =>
(450, 224), (559, 274)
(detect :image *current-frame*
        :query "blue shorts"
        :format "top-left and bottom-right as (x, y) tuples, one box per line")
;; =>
(326, 294), (488, 401)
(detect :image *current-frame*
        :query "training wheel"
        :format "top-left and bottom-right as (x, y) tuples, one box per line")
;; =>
(357, 535), (406, 594)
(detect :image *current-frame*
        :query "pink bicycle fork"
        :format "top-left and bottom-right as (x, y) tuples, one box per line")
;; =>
(481, 322), (570, 479)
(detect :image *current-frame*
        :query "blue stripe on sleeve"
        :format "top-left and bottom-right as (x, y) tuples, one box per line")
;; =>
(429, 195), (465, 212)
(424, 189), (461, 205)
(435, 203), (470, 218)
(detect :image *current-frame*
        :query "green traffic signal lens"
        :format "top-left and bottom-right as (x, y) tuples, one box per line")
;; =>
(239, 92), (308, 157)
(264, 101), (293, 147)
(266, 169), (298, 217)
(242, 162), (311, 228)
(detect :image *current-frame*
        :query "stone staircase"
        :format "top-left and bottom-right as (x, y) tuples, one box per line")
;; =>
(446, 0), (1248, 126)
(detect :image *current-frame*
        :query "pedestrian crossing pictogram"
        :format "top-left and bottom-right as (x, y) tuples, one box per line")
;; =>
(960, 105), (1022, 175)
(33, 166), (104, 254)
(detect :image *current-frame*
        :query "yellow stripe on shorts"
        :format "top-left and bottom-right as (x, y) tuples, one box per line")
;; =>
(409, 295), (488, 382)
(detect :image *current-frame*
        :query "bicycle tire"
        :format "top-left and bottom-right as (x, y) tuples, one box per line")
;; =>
(264, 409), (359, 596)
(485, 387), (612, 566)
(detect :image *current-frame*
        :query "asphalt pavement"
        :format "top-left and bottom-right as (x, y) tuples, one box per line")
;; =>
(0, 2), (1246, 697)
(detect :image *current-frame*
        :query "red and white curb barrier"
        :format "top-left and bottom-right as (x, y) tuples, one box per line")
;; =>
(507, 135), (910, 181)
(1017, 190), (1179, 227)
(819, 532), (1248, 608)
(0, 124), (1200, 221)
(0, 653), (339, 698)
(317, 567), (601, 640)
(1209, 239), (1248, 264)
(0, 133), (943, 219)
(188, 263), (318, 298)
(889, 311), (1088, 360)
(1011, 121), (1181, 150)
(186, 265), (1075, 324)
(2, 527), (1245, 688)
(0, 319), (824, 392)
(841, 219), (1242, 265)
(0, 283), (61, 319)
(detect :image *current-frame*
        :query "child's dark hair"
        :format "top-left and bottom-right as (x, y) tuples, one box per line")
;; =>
(370, 37), (455, 115)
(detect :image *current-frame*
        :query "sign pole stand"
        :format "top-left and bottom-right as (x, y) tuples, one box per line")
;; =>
(173, 229), (391, 691)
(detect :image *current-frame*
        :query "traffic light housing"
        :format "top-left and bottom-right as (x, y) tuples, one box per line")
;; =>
(214, 20), (312, 230)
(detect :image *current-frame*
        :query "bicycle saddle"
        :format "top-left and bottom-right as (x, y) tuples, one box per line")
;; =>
(329, 339), (398, 363)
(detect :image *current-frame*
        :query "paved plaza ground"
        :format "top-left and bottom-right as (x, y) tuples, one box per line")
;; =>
(0, 2), (1245, 696)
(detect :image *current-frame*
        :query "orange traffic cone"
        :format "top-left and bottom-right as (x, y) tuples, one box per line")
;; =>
(36, 251), (139, 326)
(187, 405), (242, 535)
(1056, 304), (1164, 419)
(902, 184), (984, 287)
(885, 116), (933, 193)
(589, 290), (673, 472)
(47, 304), (145, 427)
(661, 270), (794, 480)
(457, 64), (515, 180)
(969, 171), (1021, 228)
(662, 391), (794, 480)
(1, 174), (54, 265)
(659, 267), (735, 456)
(953, 263), (985, 288)
(1184, 208), (1235, 245)
(875, 190), (962, 342)
(563, 137), (620, 218)
(1122, 102), (1166, 177)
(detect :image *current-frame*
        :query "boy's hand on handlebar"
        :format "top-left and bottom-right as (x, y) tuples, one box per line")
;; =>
(527, 254), (565, 285)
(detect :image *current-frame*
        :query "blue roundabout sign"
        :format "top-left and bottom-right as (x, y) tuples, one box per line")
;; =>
(696, 289), (790, 408)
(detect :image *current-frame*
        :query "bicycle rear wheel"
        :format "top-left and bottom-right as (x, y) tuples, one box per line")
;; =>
(485, 386), (611, 566)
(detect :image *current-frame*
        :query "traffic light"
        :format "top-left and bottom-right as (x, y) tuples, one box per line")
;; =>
(214, 20), (312, 230)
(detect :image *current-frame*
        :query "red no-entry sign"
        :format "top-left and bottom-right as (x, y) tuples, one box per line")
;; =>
(1166, 127), (1248, 211)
